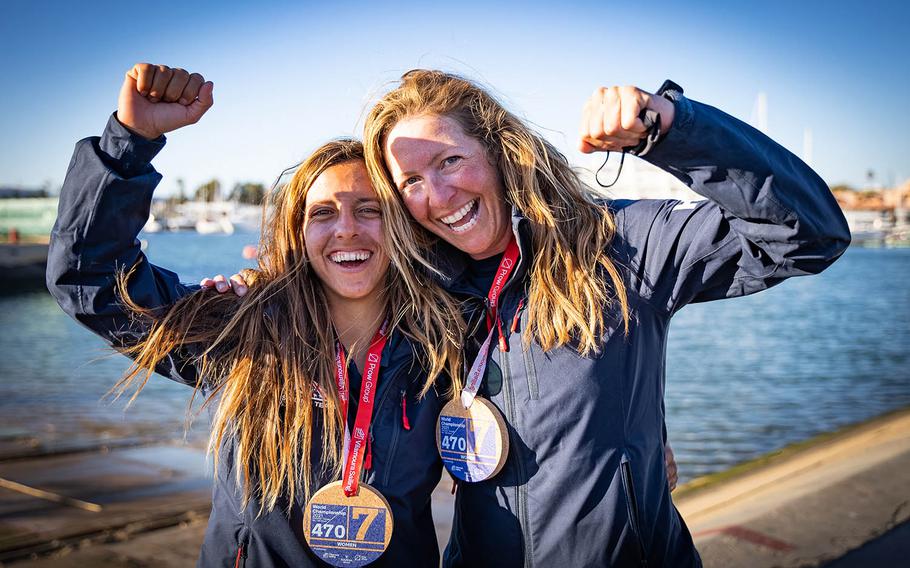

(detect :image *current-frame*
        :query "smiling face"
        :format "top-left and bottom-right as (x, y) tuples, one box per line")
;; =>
(383, 114), (513, 260)
(303, 161), (390, 305)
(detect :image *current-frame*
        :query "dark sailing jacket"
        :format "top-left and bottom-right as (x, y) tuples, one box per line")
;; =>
(432, 91), (851, 567)
(46, 115), (444, 567)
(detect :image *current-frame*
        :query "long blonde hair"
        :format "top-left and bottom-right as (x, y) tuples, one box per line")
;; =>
(364, 70), (630, 356)
(115, 139), (464, 513)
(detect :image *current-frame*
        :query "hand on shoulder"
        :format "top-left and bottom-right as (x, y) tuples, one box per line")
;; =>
(201, 271), (254, 297)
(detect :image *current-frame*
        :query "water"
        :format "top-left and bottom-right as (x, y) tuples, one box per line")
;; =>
(0, 231), (259, 448)
(665, 246), (910, 479)
(1, 237), (908, 482)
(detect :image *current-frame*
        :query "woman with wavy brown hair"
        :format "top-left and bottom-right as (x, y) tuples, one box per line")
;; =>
(359, 70), (850, 567)
(47, 63), (464, 567)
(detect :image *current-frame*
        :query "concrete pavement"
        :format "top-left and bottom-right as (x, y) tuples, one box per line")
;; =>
(676, 407), (910, 567)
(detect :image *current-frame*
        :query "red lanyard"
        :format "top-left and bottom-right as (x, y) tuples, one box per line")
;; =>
(334, 320), (389, 496)
(485, 237), (521, 346)
(461, 238), (520, 408)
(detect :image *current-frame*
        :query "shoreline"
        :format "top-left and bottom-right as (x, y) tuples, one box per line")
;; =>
(673, 404), (910, 499)
(2, 406), (908, 566)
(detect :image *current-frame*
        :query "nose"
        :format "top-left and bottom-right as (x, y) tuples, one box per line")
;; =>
(333, 209), (359, 239)
(425, 172), (457, 212)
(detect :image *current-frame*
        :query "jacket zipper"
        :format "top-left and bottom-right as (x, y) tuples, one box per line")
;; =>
(379, 387), (406, 486)
(507, 297), (537, 401)
(620, 456), (648, 567)
(400, 390), (411, 431)
(234, 527), (249, 568)
(233, 545), (245, 568)
(499, 346), (533, 568)
(466, 252), (531, 565)
(368, 362), (404, 485)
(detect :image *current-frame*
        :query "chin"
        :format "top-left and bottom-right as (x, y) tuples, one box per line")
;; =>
(340, 288), (372, 300)
(464, 233), (500, 256)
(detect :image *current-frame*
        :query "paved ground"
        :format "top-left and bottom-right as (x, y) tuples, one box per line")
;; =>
(0, 442), (454, 567)
(0, 443), (212, 566)
(2, 407), (908, 566)
(676, 407), (910, 567)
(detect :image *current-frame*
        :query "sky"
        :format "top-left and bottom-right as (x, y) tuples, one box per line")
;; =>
(1, 0), (908, 196)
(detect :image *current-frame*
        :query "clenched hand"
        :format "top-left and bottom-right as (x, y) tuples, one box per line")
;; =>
(117, 63), (214, 140)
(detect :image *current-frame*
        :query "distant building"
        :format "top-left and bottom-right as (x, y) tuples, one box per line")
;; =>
(0, 197), (58, 240)
(0, 187), (49, 198)
(883, 180), (910, 210)
(831, 182), (910, 212)
(831, 179), (910, 244)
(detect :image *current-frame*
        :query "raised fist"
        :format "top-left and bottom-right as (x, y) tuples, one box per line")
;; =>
(117, 63), (214, 140)
(578, 85), (675, 154)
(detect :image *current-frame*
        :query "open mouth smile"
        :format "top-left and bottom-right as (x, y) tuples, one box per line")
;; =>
(328, 250), (373, 269)
(439, 199), (480, 233)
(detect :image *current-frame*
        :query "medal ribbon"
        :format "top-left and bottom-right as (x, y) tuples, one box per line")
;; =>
(335, 319), (389, 497)
(460, 237), (520, 409)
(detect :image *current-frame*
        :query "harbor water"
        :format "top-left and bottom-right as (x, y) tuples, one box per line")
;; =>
(0, 233), (907, 483)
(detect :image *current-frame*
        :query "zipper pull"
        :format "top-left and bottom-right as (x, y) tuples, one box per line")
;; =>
(497, 316), (509, 352)
(400, 390), (411, 431)
(511, 298), (525, 333)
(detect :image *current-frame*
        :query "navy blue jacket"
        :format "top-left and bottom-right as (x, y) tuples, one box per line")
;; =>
(433, 93), (851, 567)
(46, 115), (444, 567)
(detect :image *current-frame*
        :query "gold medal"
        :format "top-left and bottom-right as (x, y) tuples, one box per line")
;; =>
(437, 396), (509, 482)
(303, 481), (394, 567)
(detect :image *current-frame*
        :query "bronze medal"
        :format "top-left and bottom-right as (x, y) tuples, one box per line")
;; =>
(306, 322), (393, 566)
(437, 396), (509, 482)
(438, 238), (519, 483)
(303, 481), (394, 567)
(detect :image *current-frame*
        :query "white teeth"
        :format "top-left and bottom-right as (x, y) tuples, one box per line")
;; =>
(451, 213), (479, 233)
(440, 200), (477, 224)
(330, 251), (372, 263)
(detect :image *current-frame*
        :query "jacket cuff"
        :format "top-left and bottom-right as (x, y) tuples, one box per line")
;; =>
(98, 112), (167, 177)
(643, 93), (695, 165)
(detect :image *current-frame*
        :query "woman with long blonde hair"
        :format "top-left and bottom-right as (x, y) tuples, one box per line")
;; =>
(47, 63), (463, 567)
(359, 70), (850, 566)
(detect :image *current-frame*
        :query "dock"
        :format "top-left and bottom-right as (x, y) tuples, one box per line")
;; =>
(0, 243), (48, 293)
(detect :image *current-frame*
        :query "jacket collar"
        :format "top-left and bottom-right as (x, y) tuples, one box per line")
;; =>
(342, 328), (415, 416)
(380, 327), (413, 373)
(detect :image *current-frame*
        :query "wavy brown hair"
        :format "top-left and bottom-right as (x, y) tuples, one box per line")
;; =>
(114, 139), (464, 513)
(363, 70), (630, 356)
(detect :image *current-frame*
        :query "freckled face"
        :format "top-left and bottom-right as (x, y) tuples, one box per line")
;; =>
(304, 161), (390, 303)
(383, 114), (513, 260)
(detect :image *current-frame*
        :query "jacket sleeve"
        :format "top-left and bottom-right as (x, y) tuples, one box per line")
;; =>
(46, 114), (200, 386)
(613, 93), (851, 315)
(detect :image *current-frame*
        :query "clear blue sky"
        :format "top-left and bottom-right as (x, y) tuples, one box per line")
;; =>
(1, 0), (907, 195)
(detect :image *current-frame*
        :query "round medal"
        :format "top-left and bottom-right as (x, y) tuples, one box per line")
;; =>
(437, 396), (509, 482)
(303, 481), (394, 567)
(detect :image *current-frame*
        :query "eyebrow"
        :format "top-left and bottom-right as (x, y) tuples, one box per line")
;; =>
(306, 197), (380, 207)
(394, 147), (451, 183)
